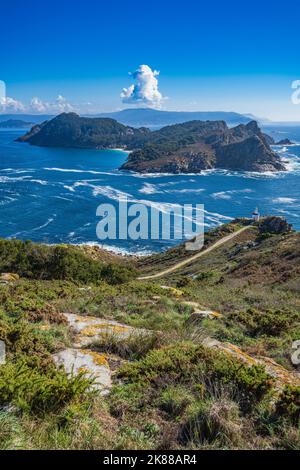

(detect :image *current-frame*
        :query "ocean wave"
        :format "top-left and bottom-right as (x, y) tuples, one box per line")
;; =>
(8, 216), (56, 238)
(139, 182), (162, 194)
(68, 180), (231, 227)
(139, 181), (206, 195)
(0, 175), (33, 183)
(86, 183), (131, 201)
(0, 196), (18, 206)
(31, 217), (56, 231)
(63, 185), (76, 192)
(29, 179), (48, 185)
(128, 171), (205, 178)
(211, 189), (253, 200)
(275, 209), (300, 218)
(1, 168), (33, 174)
(272, 197), (298, 204)
(280, 153), (300, 172)
(166, 188), (205, 194)
(44, 167), (121, 176)
(53, 195), (74, 202)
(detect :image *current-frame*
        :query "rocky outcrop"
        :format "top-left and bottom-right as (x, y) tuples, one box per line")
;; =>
(0, 273), (20, 284)
(259, 216), (293, 234)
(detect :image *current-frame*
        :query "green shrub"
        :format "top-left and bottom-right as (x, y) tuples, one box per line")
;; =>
(275, 385), (300, 426)
(117, 342), (273, 409)
(227, 308), (299, 337)
(0, 361), (93, 414)
(159, 385), (194, 417)
(110, 383), (145, 418)
(0, 239), (136, 284)
(179, 398), (243, 447)
(100, 263), (137, 285)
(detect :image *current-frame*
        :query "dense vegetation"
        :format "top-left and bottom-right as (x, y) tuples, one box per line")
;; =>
(0, 221), (299, 449)
(0, 239), (136, 284)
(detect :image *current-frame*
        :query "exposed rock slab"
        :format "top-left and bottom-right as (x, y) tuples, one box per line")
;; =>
(63, 313), (147, 347)
(53, 348), (111, 394)
(52, 313), (149, 394)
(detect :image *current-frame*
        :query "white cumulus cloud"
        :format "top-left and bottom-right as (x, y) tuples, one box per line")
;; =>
(30, 95), (75, 113)
(121, 64), (165, 109)
(0, 96), (26, 112)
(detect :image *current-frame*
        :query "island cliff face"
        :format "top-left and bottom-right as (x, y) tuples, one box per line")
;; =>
(121, 119), (284, 173)
(18, 113), (285, 173)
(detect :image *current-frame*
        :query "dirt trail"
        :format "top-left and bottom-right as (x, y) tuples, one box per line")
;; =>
(138, 225), (253, 280)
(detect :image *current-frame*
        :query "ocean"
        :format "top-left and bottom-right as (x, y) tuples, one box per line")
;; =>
(1, 127), (300, 255)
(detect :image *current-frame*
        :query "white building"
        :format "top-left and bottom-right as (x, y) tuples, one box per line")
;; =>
(252, 207), (260, 222)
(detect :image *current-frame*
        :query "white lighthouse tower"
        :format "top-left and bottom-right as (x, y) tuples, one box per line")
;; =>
(252, 207), (260, 222)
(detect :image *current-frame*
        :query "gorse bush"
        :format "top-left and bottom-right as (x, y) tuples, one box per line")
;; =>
(0, 239), (136, 284)
(0, 361), (93, 414)
(159, 385), (194, 417)
(227, 308), (299, 337)
(0, 309), (70, 370)
(116, 342), (273, 409)
(275, 385), (300, 426)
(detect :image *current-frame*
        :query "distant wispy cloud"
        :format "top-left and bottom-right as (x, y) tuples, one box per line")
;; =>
(121, 64), (165, 109)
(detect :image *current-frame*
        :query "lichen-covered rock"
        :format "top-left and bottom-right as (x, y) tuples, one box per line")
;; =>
(0, 273), (20, 283)
(53, 348), (111, 394)
(63, 313), (147, 347)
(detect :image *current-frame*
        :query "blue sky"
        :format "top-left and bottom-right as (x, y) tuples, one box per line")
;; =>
(1, 0), (300, 120)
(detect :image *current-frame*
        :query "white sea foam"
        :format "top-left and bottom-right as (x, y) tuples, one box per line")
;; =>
(211, 189), (253, 200)
(31, 217), (55, 231)
(53, 195), (73, 202)
(280, 153), (300, 172)
(139, 181), (205, 195)
(44, 167), (120, 176)
(0, 196), (17, 206)
(63, 185), (76, 192)
(275, 209), (300, 218)
(0, 175), (33, 183)
(139, 182), (162, 194)
(72, 241), (154, 257)
(29, 179), (48, 185)
(167, 188), (205, 194)
(8, 217), (56, 238)
(272, 197), (298, 204)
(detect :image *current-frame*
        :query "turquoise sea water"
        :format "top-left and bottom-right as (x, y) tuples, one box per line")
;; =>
(1, 128), (300, 254)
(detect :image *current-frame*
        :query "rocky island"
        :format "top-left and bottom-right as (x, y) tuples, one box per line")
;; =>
(18, 112), (285, 173)
(275, 138), (295, 146)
